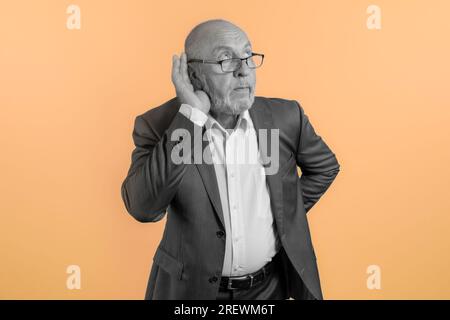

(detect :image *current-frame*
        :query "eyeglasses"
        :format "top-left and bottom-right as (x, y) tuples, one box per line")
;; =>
(187, 52), (264, 73)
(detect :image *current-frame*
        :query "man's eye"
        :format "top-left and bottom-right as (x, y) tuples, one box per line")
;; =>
(220, 53), (232, 60)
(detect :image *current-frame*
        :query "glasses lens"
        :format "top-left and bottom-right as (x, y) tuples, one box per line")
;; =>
(221, 54), (264, 72)
(247, 55), (263, 68)
(222, 59), (241, 72)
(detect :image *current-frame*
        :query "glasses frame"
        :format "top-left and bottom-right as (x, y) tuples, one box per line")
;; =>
(187, 52), (265, 73)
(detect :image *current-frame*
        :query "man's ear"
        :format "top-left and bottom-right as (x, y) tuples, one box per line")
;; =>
(188, 65), (203, 91)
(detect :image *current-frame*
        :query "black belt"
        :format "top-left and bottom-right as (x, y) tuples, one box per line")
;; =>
(219, 255), (278, 290)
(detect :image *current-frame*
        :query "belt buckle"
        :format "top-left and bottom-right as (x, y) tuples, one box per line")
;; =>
(226, 274), (252, 290)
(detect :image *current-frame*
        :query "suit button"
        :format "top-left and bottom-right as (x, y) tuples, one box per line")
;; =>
(209, 276), (218, 283)
(216, 230), (225, 238)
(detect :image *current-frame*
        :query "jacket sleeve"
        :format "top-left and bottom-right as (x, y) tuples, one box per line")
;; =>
(295, 101), (340, 213)
(121, 109), (204, 222)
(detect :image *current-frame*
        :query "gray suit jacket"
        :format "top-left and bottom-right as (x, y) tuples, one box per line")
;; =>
(121, 96), (340, 299)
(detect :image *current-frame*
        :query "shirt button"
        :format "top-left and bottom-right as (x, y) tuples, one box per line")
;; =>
(209, 276), (218, 283)
(216, 230), (225, 238)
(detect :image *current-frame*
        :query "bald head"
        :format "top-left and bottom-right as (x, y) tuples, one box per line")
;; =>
(184, 19), (250, 59)
(183, 19), (256, 117)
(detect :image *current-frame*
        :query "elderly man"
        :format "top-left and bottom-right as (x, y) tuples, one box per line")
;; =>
(121, 19), (340, 300)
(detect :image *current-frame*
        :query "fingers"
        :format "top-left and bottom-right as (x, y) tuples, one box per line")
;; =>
(171, 54), (181, 85)
(172, 52), (196, 95)
(180, 53), (191, 84)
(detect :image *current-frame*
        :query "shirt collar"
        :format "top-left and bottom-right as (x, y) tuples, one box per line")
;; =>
(205, 109), (253, 136)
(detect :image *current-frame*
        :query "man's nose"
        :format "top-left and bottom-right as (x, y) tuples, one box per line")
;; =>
(234, 59), (251, 77)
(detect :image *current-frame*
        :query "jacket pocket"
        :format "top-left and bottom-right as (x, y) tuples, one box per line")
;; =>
(153, 246), (184, 280)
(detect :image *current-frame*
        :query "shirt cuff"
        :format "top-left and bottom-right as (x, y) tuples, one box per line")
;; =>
(179, 103), (208, 127)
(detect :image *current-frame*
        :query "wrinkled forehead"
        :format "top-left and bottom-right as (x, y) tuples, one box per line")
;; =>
(192, 25), (251, 58)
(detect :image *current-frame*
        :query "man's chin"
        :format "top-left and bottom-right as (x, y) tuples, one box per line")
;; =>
(211, 95), (254, 115)
(229, 96), (255, 115)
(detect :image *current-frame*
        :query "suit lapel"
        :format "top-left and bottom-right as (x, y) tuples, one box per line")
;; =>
(194, 128), (226, 229)
(249, 98), (285, 237)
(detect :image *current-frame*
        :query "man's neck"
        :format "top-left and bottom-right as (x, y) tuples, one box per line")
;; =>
(210, 110), (240, 130)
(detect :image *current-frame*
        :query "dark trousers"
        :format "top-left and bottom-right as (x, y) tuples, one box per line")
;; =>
(216, 251), (289, 300)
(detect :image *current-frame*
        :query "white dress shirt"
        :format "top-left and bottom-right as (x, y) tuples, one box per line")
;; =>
(179, 104), (281, 276)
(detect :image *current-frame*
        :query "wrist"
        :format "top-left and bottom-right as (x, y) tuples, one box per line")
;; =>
(179, 104), (208, 127)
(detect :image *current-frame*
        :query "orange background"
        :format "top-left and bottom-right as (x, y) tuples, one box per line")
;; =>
(1, 0), (449, 299)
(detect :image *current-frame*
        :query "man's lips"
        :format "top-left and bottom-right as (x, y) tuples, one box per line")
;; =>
(234, 86), (250, 92)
